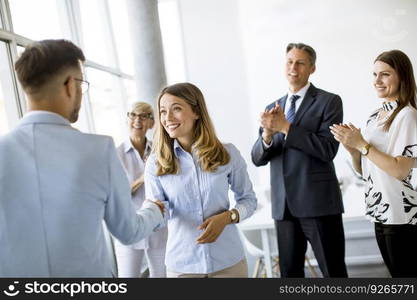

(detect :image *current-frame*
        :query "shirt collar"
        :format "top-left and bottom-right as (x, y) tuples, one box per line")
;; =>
(382, 100), (399, 112)
(173, 139), (188, 157)
(19, 110), (71, 127)
(287, 82), (310, 100)
(124, 137), (152, 156)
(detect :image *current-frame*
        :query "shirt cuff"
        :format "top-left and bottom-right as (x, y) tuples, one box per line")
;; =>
(142, 200), (165, 229)
(262, 139), (272, 149)
(234, 205), (248, 222)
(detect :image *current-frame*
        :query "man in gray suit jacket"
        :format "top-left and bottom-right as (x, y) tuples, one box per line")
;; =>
(0, 39), (164, 277)
(251, 43), (347, 277)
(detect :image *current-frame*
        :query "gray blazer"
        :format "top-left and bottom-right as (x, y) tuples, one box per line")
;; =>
(251, 84), (344, 220)
(0, 111), (163, 277)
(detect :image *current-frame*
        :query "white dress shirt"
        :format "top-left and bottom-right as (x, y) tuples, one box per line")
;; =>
(362, 105), (417, 225)
(116, 138), (168, 249)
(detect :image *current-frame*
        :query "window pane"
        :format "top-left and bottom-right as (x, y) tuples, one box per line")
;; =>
(86, 68), (127, 145)
(108, 0), (134, 75)
(122, 78), (138, 109)
(79, 0), (115, 67)
(0, 42), (20, 135)
(17, 45), (25, 56)
(158, 0), (187, 83)
(9, 0), (70, 40)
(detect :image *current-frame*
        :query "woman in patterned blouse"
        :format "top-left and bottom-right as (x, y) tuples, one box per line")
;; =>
(330, 50), (417, 277)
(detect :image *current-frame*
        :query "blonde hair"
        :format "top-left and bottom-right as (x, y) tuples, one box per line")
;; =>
(154, 82), (230, 176)
(128, 101), (154, 127)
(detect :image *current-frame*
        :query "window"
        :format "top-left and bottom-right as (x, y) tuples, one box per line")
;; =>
(158, 0), (187, 83)
(78, 0), (115, 67)
(86, 68), (127, 146)
(8, 0), (71, 40)
(0, 9), (3, 29)
(0, 41), (20, 135)
(122, 78), (138, 109)
(107, 0), (134, 75)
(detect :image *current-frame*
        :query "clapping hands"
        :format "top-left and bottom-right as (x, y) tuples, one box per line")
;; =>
(329, 123), (367, 153)
(260, 102), (290, 142)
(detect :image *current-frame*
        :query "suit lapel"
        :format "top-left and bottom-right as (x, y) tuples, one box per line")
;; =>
(278, 96), (287, 110)
(293, 84), (317, 125)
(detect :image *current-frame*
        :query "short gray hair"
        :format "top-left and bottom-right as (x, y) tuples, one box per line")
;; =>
(286, 43), (316, 66)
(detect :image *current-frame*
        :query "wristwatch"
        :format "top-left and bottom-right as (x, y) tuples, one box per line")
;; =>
(230, 209), (239, 223)
(360, 143), (372, 156)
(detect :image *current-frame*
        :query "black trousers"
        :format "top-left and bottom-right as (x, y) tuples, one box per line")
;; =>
(274, 206), (348, 278)
(374, 222), (417, 277)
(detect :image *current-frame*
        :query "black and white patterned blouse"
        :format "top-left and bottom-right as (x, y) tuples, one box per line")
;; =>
(362, 102), (417, 225)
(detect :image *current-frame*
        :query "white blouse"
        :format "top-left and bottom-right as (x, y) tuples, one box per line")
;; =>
(362, 105), (417, 225)
(116, 138), (168, 249)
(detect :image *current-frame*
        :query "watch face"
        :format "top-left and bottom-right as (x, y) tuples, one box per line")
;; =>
(231, 211), (237, 221)
(361, 147), (368, 155)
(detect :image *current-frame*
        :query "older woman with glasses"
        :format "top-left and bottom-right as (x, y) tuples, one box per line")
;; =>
(115, 102), (168, 277)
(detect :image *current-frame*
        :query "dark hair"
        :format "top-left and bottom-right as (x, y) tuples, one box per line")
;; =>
(15, 39), (85, 93)
(375, 50), (417, 131)
(286, 43), (316, 66)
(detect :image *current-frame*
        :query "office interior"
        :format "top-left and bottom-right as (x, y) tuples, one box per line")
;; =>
(1, 0), (417, 277)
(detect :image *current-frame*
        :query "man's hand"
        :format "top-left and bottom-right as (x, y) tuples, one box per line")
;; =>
(260, 103), (291, 137)
(196, 212), (229, 244)
(147, 199), (165, 215)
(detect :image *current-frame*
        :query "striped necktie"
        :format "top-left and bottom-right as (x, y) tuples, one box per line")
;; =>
(286, 95), (300, 123)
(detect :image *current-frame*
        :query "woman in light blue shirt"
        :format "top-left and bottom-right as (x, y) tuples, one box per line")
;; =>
(145, 82), (257, 277)
(115, 102), (168, 277)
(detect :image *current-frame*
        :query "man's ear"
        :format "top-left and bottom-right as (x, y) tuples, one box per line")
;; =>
(64, 76), (74, 98)
(310, 65), (316, 75)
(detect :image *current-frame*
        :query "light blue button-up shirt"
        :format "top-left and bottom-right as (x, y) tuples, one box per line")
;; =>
(145, 141), (257, 274)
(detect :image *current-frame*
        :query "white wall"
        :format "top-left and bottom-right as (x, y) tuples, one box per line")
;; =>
(178, 0), (259, 181)
(175, 0), (417, 217)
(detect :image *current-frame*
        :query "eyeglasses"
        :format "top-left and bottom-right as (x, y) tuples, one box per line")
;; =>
(127, 112), (154, 121)
(74, 78), (90, 94)
(64, 77), (90, 94)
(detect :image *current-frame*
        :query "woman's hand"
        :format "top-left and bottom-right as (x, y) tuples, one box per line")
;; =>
(330, 123), (367, 153)
(131, 174), (145, 194)
(146, 199), (165, 215)
(196, 212), (230, 244)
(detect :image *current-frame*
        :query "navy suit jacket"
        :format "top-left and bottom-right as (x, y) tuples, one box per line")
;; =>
(251, 84), (344, 220)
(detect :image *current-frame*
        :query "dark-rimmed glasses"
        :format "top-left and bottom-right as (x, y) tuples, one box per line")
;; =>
(64, 77), (90, 94)
(127, 112), (154, 121)
(74, 78), (90, 94)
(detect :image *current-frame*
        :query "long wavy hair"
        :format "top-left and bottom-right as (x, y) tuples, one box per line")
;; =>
(153, 82), (230, 176)
(375, 50), (417, 131)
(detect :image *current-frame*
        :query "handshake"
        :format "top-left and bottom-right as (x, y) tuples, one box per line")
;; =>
(147, 199), (166, 215)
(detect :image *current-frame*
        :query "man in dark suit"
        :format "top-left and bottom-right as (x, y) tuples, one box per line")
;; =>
(251, 43), (347, 277)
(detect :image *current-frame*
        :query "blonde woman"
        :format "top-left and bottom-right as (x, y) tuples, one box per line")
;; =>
(144, 82), (257, 277)
(115, 102), (168, 277)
